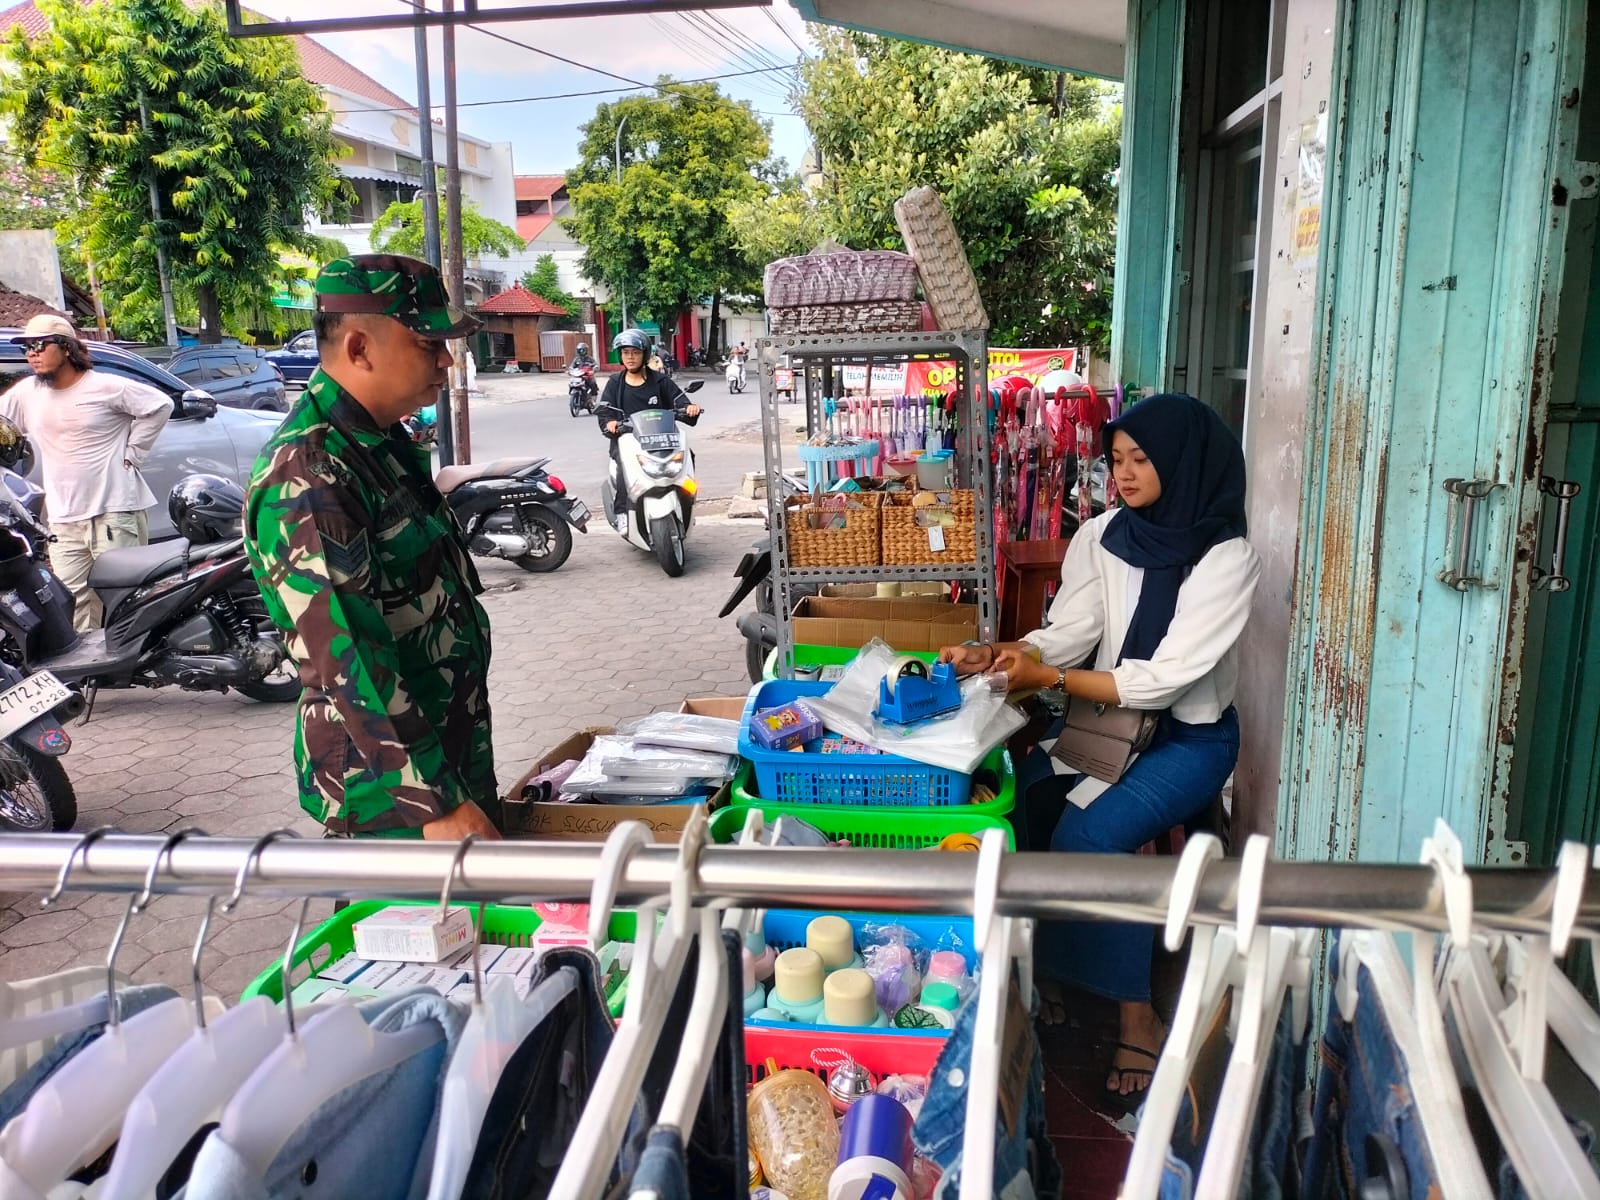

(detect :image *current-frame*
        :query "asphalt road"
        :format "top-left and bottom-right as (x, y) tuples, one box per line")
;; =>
(457, 367), (774, 509)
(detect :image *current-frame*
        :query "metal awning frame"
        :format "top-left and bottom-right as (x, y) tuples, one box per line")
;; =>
(225, 0), (770, 38)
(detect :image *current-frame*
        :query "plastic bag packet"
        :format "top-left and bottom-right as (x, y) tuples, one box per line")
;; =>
(803, 639), (1024, 774)
(565, 736), (735, 796)
(617, 711), (742, 756)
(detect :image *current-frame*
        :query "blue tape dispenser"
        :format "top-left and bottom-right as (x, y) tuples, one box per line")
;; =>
(875, 655), (963, 725)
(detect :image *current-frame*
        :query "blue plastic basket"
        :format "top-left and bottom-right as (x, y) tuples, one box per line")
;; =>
(761, 910), (977, 972)
(739, 679), (974, 806)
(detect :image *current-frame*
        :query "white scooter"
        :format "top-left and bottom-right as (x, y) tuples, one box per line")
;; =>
(724, 357), (747, 394)
(600, 380), (705, 577)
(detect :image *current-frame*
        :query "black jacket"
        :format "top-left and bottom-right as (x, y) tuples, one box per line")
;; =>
(596, 369), (694, 436)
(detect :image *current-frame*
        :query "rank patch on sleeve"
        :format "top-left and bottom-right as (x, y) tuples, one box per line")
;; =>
(322, 528), (371, 584)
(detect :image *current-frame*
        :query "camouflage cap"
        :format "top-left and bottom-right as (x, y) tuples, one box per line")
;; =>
(314, 254), (481, 338)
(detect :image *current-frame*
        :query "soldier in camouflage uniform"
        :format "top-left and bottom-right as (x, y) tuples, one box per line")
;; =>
(244, 254), (501, 840)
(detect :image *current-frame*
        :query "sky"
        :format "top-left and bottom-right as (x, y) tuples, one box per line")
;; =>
(251, 0), (816, 178)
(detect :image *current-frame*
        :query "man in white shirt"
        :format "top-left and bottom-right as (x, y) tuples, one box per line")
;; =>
(1, 315), (172, 631)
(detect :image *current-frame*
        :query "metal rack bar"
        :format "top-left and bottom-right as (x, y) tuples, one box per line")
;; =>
(2, 835), (1597, 941)
(757, 330), (996, 679)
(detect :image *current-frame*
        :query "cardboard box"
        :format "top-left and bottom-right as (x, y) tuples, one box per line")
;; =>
(352, 904), (474, 963)
(678, 696), (749, 721)
(503, 728), (727, 843)
(820, 582), (950, 601)
(790, 595), (978, 653)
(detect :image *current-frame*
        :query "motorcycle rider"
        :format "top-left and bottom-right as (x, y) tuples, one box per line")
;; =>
(568, 341), (599, 408)
(599, 328), (702, 438)
(572, 342), (596, 370)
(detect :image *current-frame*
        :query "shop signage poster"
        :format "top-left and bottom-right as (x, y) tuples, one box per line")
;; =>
(1295, 108), (1328, 268)
(839, 346), (1078, 394)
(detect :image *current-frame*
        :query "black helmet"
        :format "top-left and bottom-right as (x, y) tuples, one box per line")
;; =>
(168, 474), (245, 544)
(611, 328), (650, 355)
(576, 343), (589, 355)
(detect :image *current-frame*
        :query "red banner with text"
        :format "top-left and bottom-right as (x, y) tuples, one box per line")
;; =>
(839, 347), (1078, 395)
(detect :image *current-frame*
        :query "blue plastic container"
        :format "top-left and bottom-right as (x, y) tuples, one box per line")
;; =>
(738, 679), (974, 806)
(762, 909), (978, 972)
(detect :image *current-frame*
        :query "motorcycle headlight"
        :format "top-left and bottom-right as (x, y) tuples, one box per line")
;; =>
(637, 452), (685, 479)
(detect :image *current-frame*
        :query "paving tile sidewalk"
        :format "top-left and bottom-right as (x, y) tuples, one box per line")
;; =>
(0, 515), (757, 997)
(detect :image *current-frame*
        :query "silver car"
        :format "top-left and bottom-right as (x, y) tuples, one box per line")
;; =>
(0, 333), (283, 540)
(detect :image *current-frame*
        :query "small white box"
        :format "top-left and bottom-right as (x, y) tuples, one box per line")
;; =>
(354, 961), (403, 990)
(316, 952), (378, 985)
(352, 905), (474, 963)
(488, 947), (538, 977)
(442, 943), (505, 973)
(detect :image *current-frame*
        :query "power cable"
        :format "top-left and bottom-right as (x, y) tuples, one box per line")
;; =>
(762, 7), (808, 57)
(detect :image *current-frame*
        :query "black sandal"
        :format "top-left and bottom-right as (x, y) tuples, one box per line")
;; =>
(1102, 1040), (1160, 1114)
(1034, 979), (1069, 1027)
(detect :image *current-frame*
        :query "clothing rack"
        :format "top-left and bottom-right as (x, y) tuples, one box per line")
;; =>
(1, 833), (1596, 940)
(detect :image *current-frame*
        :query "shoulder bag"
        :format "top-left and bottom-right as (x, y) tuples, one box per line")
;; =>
(1049, 699), (1160, 785)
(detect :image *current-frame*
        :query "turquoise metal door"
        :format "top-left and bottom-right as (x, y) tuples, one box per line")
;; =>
(1279, 0), (1585, 865)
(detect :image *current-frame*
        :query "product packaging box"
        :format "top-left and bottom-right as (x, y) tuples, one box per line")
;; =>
(748, 699), (824, 751)
(790, 596), (977, 653)
(502, 728), (728, 843)
(352, 904), (475, 963)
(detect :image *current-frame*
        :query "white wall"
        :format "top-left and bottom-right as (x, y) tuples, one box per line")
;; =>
(0, 231), (64, 310)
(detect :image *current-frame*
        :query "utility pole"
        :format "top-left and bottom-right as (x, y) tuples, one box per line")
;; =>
(413, 8), (450, 465)
(614, 114), (629, 335)
(138, 95), (180, 349)
(441, 0), (470, 464)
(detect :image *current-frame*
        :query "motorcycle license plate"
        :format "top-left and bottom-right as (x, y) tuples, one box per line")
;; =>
(567, 501), (590, 529)
(0, 671), (71, 740)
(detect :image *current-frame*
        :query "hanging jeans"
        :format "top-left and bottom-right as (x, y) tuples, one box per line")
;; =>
(1036, 708), (1239, 1002)
(1301, 942), (1440, 1200)
(913, 968), (1061, 1199)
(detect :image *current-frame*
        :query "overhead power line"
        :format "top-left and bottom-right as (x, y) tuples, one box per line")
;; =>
(762, 8), (808, 57)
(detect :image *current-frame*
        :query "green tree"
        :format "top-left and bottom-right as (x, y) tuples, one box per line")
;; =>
(756, 29), (1120, 349)
(2, 0), (352, 343)
(0, 160), (75, 231)
(565, 81), (773, 359)
(370, 196), (523, 260)
(520, 253), (582, 325)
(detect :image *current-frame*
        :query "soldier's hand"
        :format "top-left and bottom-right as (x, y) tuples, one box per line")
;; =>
(422, 800), (502, 841)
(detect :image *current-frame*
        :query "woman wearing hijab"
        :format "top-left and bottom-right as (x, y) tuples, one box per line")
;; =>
(939, 392), (1260, 1109)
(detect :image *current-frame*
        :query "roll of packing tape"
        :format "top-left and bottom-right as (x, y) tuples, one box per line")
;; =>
(936, 833), (982, 853)
(881, 655), (928, 699)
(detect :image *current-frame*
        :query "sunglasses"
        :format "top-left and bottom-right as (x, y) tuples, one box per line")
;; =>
(19, 338), (63, 354)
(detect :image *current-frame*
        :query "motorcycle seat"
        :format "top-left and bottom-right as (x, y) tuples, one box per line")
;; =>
(436, 458), (550, 494)
(87, 539), (195, 589)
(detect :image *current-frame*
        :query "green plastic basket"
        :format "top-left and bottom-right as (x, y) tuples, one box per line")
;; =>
(730, 746), (1015, 819)
(763, 644), (937, 681)
(711, 802), (1014, 850)
(240, 899), (638, 1014)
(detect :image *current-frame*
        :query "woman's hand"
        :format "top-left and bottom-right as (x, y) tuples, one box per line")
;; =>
(937, 643), (994, 676)
(605, 420), (620, 435)
(684, 404), (702, 419)
(990, 648), (1056, 693)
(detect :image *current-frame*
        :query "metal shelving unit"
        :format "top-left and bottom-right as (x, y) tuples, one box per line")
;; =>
(757, 330), (996, 678)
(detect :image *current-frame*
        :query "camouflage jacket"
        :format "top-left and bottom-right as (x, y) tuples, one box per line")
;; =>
(244, 370), (497, 835)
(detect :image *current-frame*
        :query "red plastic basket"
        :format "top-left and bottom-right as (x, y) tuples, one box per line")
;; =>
(744, 1024), (948, 1088)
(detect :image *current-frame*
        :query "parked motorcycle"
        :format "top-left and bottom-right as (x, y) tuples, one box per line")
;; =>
(0, 469), (300, 715)
(600, 380), (705, 577)
(686, 346), (708, 369)
(719, 474), (806, 681)
(0, 654), (79, 831)
(724, 358), (747, 394)
(436, 458), (588, 573)
(567, 365), (598, 418)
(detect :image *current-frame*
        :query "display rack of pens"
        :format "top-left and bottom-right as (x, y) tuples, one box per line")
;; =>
(797, 392), (961, 494)
(986, 377), (1124, 547)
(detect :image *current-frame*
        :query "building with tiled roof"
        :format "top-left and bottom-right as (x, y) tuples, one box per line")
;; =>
(514, 175), (570, 244)
(478, 283), (570, 318)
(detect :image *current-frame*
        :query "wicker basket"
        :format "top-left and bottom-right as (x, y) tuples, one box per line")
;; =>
(893, 186), (990, 332)
(763, 250), (919, 308)
(784, 493), (883, 568)
(769, 301), (923, 336)
(881, 490), (977, 566)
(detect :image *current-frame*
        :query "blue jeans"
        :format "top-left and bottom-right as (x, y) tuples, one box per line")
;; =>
(912, 965), (1061, 1198)
(1038, 708), (1240, 1002)
(1302, 938), (1438, 1200)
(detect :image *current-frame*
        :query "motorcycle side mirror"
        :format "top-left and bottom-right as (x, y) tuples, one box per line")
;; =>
(179, 389), (218, 420)
(684, 381), (705, 394)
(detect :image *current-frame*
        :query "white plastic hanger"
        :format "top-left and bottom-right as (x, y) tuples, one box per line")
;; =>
(428, 834), (580, 1200)
(0, 829), (227, 1196)
(548, 810), (708, 1200)
(99, 830), (294, 1200)
(0, 828), (129, 1069)
(215, 831), (445, 1177)
(1193, 837), (1313, 1200)
(1122, 833), (1235, 1200)
(1498, 843), (1600, 1092)
(1428, 822), (1600, 1200)
(958, 827), (1032, 1200)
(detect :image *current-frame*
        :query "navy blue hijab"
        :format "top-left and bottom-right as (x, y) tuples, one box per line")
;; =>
(1100, 393), (1247, 663)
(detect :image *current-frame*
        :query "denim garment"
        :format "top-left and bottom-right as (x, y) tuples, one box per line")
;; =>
(1453, 1041), (1598, 1200)
(627, 1127), (691, 1200)
(1037, 708), (1240, 1002)
(1301, 943), (1438, 1200)
(182, 988), (466, 1200)
(912, 969), (1061, 1199)
(463, 945), (646, 1200)
(0, 985), (178, 1128)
